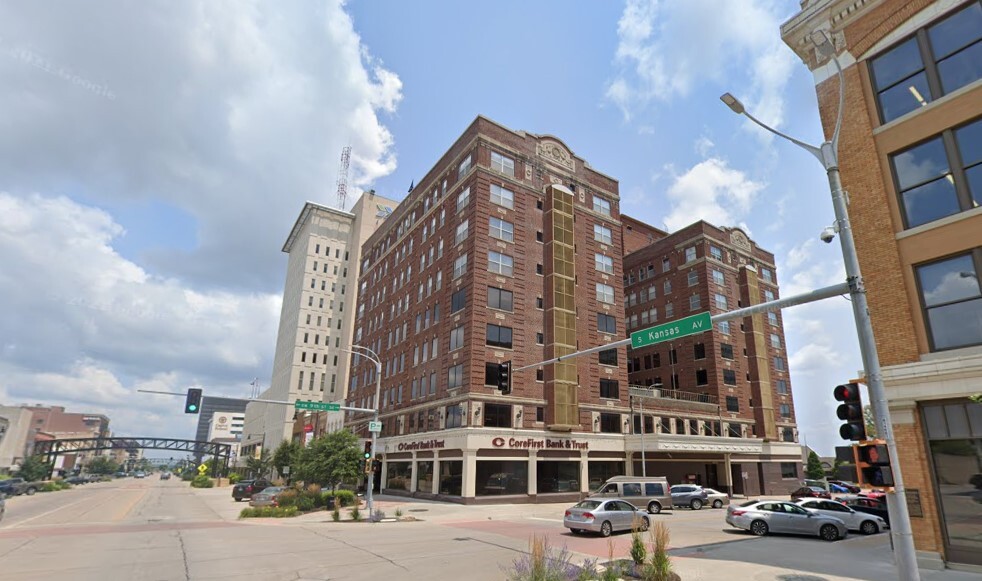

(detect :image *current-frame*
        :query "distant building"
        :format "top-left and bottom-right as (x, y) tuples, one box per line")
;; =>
(783, 0), (982, 569)
(193, 396), (247, 463)
(241, 191), (398, 458)
(0, 406), (35, 473)
(207, 411), (244, 441)
(19, 405), (110, 472)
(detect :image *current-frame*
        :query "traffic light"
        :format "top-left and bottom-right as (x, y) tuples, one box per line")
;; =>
(497, 360), (512, 395)
(834, 382), (865, 441)
(858, 443), (894, 486)
(184, 388), (202, 414)
(363, 440), (372, 460)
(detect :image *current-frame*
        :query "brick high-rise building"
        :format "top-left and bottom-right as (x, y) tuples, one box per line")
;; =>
(622, 218), (802, 494)
(783, 0), (982, 569)
(346, 116), (802, 503)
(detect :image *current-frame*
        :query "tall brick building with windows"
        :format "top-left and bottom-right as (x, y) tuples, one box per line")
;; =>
(783, 0), (982, 569)
(346, 116), (802, 503)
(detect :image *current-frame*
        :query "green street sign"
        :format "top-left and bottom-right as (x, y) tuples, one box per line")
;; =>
(294, 401), (341, 412)
(630, 311), (712, 348)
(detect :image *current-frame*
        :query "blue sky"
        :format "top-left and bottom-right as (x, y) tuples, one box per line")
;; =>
(0, 0), (862, 456)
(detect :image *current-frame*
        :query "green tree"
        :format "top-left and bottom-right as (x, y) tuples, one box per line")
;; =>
(246, 450), (272, 479)
(272, 440), (301, 479)
(294, 430), (361, 492)
(805, 451), (826, 480)
(863, 405), (877, 438)
(86, 456), (119, 475)
(18, 456), (53, 481)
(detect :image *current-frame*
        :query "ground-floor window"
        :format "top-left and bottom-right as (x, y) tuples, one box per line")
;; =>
(439, 460), (463, 496)
(386, 461), (412, 491)
(476, 460), (527, 495)
(416, 461), (433, 493)
(924, 401), (982, 565)
(588, 461), (624, 491)
(537, 461), (580, 493)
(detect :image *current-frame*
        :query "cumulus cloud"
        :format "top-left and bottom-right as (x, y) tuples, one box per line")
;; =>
(661, 158), (764, 232)
(606, 0), (796, 131)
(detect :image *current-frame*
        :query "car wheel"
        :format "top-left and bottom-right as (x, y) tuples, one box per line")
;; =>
(600, 521), (613, 537)
(750, 520), (769, 536)
(235, 498), (242, 502)
(820, 524), (840, 542)
(647, 501), (662, 514)
(860, 520), (879, 535)
(690, 498), (703, 510)
(25, 487), (36, 496)
(713, 500), (723, 509)
(569, 528), (581, 535)
(639, 517), (650, 532)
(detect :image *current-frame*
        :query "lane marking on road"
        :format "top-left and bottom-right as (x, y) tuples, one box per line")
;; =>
(9, 494), (94, 528)
(527, 517), (563, 523)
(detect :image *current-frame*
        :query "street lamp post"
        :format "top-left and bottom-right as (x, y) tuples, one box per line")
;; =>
(720, 33), (920, 581)
(346, 344), (382, 518)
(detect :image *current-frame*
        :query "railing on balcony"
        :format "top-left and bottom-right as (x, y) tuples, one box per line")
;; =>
(628, 385), (719, 407)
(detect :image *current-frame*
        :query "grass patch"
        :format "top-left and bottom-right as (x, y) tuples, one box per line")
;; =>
(239, 506), (299, 519)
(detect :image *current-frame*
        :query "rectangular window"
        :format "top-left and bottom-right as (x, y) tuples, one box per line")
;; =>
(760, 267), (773, 283)
(593, 196), (611, 216)
(726, 396), (739, 412)
(693, 343), (706, 359)
(597, 313), (616, 334)
(490, 184), (515, 209)
(715, 293), (727, 310)
(721, 343), (734, 360)
(451, 288), (466, 313)
(598, 349), (618, 366)
(780, 462), (797, 479)
(490, 151), (515, 175)
(687, 270), (699, 286)
(665, 302), (674, 318)
(486, 324), (513, 349)
(454, 219), (470, 245)
(456, 187), (470, 212)
(780, 403), (791, 417)
(689, 294), (701, 310)
(453, 254), (468, 279)
(723, 370), (737, 386)
(712, 269), (725, 286)
(446, 404), (463, 429)
(685, 246), (696, 263)
(776, 379), (789, 395)
(458, 155), (472, 178)
(448, 364), (464, 389)
(595, 253), (614, 274)
(594, 224), (613, 244)
(488, 251), (514, 276)
(489, 217), (514, 242)
(536, 332), (544, 344)
(768, 312), (779, 326)
(487, 286), (514, 311)
(915, 250), (982, 350)
(600, 379), (619, 399)
(596, 283), (614, 304)
(774, 356), (786, 371)
(770, 333), (782, 349)
(696, 369), (708, 386)
(719, 321), (730, 335)
(599, 413), (620, 433)
(710, 245), (723, 261)
(450, 326), (465, 351)
(483, 403), (512, 428)
(662, 258), (671, 273)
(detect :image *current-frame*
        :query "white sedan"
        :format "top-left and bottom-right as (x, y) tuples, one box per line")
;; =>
(702, 488), (730, 509)
(795, 498), (886, 535)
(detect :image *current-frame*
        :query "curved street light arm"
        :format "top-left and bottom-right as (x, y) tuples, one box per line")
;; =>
(742, 109), (824, 164)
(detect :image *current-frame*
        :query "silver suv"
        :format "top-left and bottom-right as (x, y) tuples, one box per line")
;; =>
(670, 484), (709, 510)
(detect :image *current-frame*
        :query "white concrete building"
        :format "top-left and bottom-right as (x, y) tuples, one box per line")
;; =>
(0, 406), (34, 474)
(242, 192), (397, 456)
(207, 411), (244, 441)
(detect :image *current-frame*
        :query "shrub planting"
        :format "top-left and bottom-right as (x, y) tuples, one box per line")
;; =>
(276, 489), (298, 507)
(190, 475), (214, 488)
(334, 489), (356, 507)
(350, 505), (362, 521)
(239, 506), (298, 519)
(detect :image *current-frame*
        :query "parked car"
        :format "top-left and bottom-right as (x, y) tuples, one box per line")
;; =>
(862, 489), (888, 500)
(838, 495), (890, 527)
(483, 473), (525, 494)
(795, 498), (886, 535)
(0, 478), (39, 496)
(114, 471), (127, 478)
(134, 471), (146, 479)
(64, 475), (88, 485)
(702, 488), (730, 509)
(593, 476), (673, 514)
(790, 486), (832, 500)
(828, 480), (861, 493)
(249, 486), (286, 507)
(726, 500), (847, 541)
(564, 498), (650, 537)
(670, 484), (710, 510)
(160, 472), (171, 480)
(232, 478), (272, 502)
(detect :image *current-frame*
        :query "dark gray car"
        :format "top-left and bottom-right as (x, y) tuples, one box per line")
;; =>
(670, 484), (709, 510)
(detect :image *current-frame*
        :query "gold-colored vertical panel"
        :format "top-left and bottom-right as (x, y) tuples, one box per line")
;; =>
(545, 185), (579, 431)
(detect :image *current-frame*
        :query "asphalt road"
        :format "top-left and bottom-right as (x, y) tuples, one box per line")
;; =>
(1, 481), (978, 580)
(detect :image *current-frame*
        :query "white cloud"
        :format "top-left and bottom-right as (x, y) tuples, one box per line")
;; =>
(661, 158), (764, 232)
(606, 0), (796, 131)
(695, 136), (715, 157)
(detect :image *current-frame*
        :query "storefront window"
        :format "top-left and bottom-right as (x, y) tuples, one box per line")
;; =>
(924, 401), (982, 566)
(386, 462), (412, 491)
(588, 461), (624, 491)
(537, 461), (580, 493)
(476, 460), (528, 496)
(439, 460), (462, 496)
(416, 461), (433, 493)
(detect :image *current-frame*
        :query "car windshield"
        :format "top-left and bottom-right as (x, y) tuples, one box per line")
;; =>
(261, 487), (283, 494)
(573, 500), (601, 510)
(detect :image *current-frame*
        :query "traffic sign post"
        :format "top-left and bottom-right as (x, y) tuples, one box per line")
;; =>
(368, 421), (382, 433)
(294, 401), (341, 412)
(630, 311), (711, 348)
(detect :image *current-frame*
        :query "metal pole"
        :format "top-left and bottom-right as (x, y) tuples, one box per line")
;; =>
(368, 358), (381, 518)
(827, 163), (920, 579)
